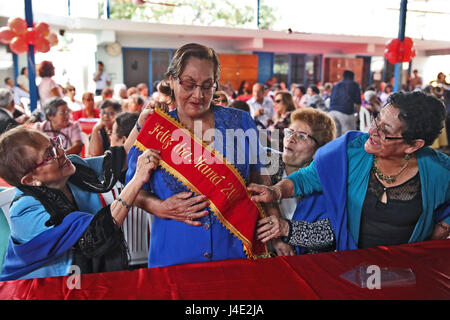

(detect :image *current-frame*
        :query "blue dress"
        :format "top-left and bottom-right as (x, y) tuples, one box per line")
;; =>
(126, 106), (264, 268)
(3, 155), (104, 280)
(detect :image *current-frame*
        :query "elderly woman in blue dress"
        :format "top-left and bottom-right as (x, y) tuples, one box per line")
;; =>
(125, 43), (290, 268)
(0, 126), (160, 281)
(250, 91), (450, 248)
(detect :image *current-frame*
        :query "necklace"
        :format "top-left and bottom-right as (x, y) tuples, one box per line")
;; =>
(372, 156), (410, 184)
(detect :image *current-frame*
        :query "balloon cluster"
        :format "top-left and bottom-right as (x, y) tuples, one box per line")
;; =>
(384, 37), (416, 65)
(0, 17), (58, 55)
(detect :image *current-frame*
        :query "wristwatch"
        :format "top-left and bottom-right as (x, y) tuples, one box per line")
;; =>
(135, 121), (142, 132)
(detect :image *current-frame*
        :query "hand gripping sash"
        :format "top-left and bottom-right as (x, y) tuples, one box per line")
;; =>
(134, 108), (269, 259)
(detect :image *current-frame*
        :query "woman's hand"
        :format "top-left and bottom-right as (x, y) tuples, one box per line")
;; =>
(133, 149), (161, 186)
(247, 183), (277, 203)
(156, 191), (210, 226)
(256, 215), (295, 256)
(137, 106), (154, 127)
(256, 215), (290, 243)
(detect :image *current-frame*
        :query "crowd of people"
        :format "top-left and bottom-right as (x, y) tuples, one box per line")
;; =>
(0, 43), (448, 282)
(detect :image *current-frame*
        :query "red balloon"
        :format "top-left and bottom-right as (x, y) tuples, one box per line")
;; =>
(35, 22), (50, 37)
(0, 27), (15, 44)
(401, 37), (414, 62)
(24, 27), (42, 45)
(8, 17), (28, 35)
(46, 32), (58, 46)
(9, 36), (28, 54)
(35, 37), (50, 53)
(384, 39), (401, 64)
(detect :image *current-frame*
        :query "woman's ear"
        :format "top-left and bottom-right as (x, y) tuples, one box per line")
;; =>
(168, 75), (175, 91)
(20, 173), (37, 187)
(405, 139), (425, 155)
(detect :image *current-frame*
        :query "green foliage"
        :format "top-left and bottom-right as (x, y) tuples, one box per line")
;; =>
(105, 0), (275, 29)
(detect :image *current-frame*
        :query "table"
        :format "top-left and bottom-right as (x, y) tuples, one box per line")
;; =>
(0, 239), (448, 300)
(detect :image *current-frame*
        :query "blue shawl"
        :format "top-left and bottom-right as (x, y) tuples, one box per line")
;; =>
(0, 212), (93, 281)
(292, 132), (359, 252)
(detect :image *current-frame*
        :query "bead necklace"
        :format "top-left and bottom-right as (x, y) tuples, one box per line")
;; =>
(372, 156), (410, 184)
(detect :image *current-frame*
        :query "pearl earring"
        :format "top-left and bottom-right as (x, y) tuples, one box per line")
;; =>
(35, 181), (42, 187)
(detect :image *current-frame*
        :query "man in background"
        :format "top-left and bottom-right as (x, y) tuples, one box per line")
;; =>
(328, 70), (361, 137)
(93, 61), (111, 96)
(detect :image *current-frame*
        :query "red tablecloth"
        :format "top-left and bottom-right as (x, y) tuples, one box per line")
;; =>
(0, 239), (449, 300)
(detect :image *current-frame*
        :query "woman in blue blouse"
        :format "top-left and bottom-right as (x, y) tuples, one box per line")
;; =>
(126, 43), (291, 268)
(0, 126), (160, 281)
(249, 91), (450, 248)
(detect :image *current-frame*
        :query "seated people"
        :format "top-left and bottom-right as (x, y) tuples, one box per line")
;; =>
(64, 85), (82, 112)
(125, 94), (144, 113)
(247, 83), (274, 128)
(250, 91), (450, 252)
(33, 97), (83, 155)
(71, 92), (99, 121)
(111, 112), (140, 148)
(0, 126), (160, 280)
(268, 91), (296, 151)
(0, 88), (19, 135)
(88, 99), (122, 156)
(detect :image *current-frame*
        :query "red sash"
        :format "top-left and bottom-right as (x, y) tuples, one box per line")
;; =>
(134, 108), (269, 259)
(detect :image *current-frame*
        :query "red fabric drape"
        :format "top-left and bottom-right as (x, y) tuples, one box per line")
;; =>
(1, 240), (449, 300)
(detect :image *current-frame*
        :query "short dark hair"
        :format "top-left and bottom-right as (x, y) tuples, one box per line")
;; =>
(295, 85), (306, 94)
(343, 70), (355, 80)
(387, 91), (446, 146)
(114, 112), (139, 139)
(230, 100), (250, 113)
(43, 97), (68, 120)
(309, 85), (320, 95)
(99, 99), (122, 112)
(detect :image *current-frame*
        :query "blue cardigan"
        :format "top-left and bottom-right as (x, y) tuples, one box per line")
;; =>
(288, 131), (450, 246)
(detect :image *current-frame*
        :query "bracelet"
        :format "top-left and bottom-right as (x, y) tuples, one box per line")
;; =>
(281, 219), (293, 244)
(135, 121), (142, 132)
(116, 197), (131, 210)
(270, 185), (282, 201)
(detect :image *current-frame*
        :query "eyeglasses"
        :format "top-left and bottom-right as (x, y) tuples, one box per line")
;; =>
(56, 110), (70, 116)
(370, 113), (404, 141)
(100, 110), (117, 117)
(177, 78), (217, 95)
(213, 98), (228, 104)
(284, 128), (318, 145)
(26, 136), (64, 174)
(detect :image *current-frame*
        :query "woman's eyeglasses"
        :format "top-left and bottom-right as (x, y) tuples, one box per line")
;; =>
(100, 110), (117, 117)
(26, 136), (64, 174)
(177, 78), (217, 95)
(284, 128), (318, 145)
(370, 114), (404, 141)
(213, 98), (228, 104)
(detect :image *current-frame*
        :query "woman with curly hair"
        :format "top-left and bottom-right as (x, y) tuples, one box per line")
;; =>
(250, 91), (450, 249)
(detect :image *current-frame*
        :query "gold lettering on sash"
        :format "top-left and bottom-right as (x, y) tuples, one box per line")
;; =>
(148, 122), (172, 149)
(220, 182), (239, 203)
(194, 155), (225, 186)
(173, 142), (193, 163)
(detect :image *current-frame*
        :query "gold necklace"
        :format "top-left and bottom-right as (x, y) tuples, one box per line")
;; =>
(372, 156), (410, 184)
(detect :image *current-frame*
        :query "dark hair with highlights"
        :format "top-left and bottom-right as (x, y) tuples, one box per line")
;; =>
(386, 90), (445, 146)
(158, 43), (221, 104)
